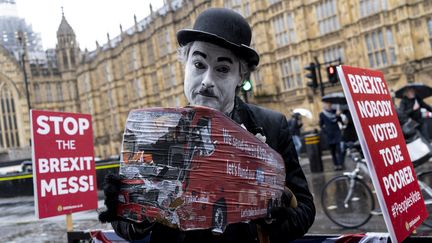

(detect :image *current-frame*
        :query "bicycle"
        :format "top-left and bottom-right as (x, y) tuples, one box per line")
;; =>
(320, 143), (432, 228)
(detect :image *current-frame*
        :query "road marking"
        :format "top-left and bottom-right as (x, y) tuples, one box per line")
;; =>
(0, 163), (120, 181)
(0, 174), (33, 181)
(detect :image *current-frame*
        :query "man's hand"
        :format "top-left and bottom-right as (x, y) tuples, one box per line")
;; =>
(414, 100), (420, 110)
(98, 173), (155, 240)
(257, 187), (298, 243)
(270, 186), (298, 221)
(281, 186), (297, 208)
(98, 173), (122, 223)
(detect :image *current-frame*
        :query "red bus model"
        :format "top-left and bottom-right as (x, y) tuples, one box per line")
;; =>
(117, 106), (285, 233)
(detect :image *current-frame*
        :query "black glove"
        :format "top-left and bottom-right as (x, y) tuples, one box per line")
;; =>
(270, 186), (298, 221)
(98, 173), (155, 241)
(98, 173), (122, 223)
(282, 187), (297, 208)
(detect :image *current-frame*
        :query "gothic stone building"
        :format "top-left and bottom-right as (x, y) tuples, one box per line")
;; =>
(2, 0), (432, 160)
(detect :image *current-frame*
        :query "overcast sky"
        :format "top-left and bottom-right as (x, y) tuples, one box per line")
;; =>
(15, 0), (165, 51)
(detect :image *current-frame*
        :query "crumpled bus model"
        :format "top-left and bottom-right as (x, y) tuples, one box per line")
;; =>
(117, 106), (285, 233)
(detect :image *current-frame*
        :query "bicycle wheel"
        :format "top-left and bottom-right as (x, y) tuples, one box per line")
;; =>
(321, 175), (374, 228)
(417, 170), (432, 227)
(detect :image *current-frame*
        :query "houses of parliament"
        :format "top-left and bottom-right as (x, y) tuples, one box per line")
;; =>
(1, 0), (432, 161)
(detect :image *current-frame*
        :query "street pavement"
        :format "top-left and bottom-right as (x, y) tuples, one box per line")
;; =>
(300, 152), (432, 237)
(4, 152), (430, 242)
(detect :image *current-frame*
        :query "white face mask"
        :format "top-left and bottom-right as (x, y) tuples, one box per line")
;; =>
(183, 41), (242, 114)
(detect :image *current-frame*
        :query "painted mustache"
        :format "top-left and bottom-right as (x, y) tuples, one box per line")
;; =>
(198, 87), (217, 98)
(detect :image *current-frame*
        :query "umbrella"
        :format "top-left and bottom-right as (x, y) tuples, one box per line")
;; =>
(321, 92), (347, 104)
(395, 83), (432, 99)
(293, 108), (313, 119)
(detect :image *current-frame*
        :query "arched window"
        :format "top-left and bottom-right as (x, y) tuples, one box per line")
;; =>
(70, 51), (75, 66)
(0, 84), (19, 148)
(62, 49), (69, 69)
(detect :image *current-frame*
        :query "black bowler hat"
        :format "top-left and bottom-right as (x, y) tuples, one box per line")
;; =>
(177, 8), (259, 67)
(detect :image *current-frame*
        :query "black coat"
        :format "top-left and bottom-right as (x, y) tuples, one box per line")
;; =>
(341, 111), (357, 143)
(319, 110), (342, 145)
(399, 96), (432, 122)
(112, 97), (316, 243)
(288, 117), (302, 136)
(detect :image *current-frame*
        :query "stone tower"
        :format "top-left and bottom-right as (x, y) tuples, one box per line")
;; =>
(55, 10), (79, 71)
(55, 9), (80, 112)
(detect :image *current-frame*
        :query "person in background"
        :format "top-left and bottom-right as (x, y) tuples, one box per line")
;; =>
(319, 101), (344, 171)
(399, 87), (432, 140)
(288, 112), (303, 158)
(98, 8), (315, 243)
(340, 109), (358, 165)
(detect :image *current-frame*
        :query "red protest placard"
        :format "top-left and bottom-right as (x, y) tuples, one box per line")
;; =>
(337, 66), (428, 242)
(30, 110), (98, 219)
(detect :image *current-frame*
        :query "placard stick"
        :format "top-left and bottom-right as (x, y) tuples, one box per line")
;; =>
(66, 214), (73, 232)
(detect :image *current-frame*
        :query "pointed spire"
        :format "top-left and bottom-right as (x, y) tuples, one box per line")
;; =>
(57, 7), (75, 37)
(96, 40), (100, 49)
(107, 33), (111, 48)
(149, 3), (153, 14)
(119, 24), (123, 33)
(134, 14), (138, 31)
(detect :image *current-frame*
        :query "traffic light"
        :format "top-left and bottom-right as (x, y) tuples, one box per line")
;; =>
(242, 79), (252, 92)
(327, 65), (338, 83)
(305, 62), (318, 89)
